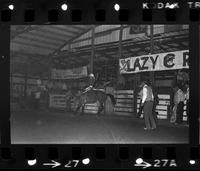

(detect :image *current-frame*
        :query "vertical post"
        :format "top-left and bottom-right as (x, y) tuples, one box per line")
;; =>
(133, 73), (140, 116)
(90, 25), (95, 74)
(118, 25), (123, 78)
(10, 73), (13, 100)
(24, 74), (27, 99)
(105, 60), (107, 81)
(149, 25), (155, 85)
(24, 67), (28, 99)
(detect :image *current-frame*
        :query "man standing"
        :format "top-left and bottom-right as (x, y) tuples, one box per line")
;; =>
(34, 79), (42, 110)
(185, 83), (189, 126)
(140, 81), (156, 130)
(137, 88), (143, 118)
(170, 86), (179, 123)
(152, 88), (159, 124)
(175, 86), (185, 125)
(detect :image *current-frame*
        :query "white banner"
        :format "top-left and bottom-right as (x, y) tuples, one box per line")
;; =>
(119, 50), (189, 74)
(51, 66), (88, 79)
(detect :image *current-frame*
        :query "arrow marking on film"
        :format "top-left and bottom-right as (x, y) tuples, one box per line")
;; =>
(134, 161), (152, 169)
(43, 160), (61, 168)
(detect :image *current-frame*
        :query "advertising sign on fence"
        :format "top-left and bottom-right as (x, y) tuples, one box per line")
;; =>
(119, 50), (189, 74)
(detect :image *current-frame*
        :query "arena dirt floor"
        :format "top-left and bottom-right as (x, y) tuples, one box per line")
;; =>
(11, 109), (189, 144)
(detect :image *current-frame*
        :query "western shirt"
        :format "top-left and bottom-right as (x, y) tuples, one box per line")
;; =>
(174, 89), (185, 104)
(142, 85), (154, 104)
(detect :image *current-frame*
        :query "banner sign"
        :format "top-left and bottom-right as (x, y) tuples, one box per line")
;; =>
(51, 66), (88, 79)
(119, 50), (189, 74)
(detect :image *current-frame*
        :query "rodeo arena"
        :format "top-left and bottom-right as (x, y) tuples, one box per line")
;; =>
(10, 25), (189, 144)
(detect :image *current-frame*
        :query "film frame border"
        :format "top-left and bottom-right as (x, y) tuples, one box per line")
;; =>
(0, 0), (199, 23)
(0, 0), (199, 169)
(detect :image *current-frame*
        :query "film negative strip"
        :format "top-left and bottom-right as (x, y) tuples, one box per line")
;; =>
(0, 0), (199, 169)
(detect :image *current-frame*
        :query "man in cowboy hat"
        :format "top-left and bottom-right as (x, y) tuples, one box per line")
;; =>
(140, 80), (156, 130)
(185, 83), (189, 126)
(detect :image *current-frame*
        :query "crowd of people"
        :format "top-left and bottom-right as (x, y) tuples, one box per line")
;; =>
(137, 80), (189, 131)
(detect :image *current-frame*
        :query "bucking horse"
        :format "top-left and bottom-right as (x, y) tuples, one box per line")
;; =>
(73, 89), (116, 115)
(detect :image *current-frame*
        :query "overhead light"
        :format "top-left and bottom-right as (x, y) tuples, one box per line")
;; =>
(61, 3), (68, 11)
(8, 4), (14, 10)
(114, 3), (120, 11)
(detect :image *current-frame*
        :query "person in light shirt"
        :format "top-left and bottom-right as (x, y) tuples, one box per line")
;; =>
(140, 81), (156, 130)
(170, 86), (179, 123)
(175, 85), (185, 125)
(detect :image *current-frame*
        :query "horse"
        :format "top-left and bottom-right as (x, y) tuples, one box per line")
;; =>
(73, 89), (116, 115)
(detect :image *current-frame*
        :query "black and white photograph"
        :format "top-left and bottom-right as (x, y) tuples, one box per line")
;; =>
(10, 25), (189, 144)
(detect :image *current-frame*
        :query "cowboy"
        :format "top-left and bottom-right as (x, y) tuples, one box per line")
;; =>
(140, 80), (156, 130)
(152, 86), (159, 124)
(83, 73), (96, 93)
(137, 87), (143, 118)
(185, 83), (189, 126)
(175, 85), (185, 125)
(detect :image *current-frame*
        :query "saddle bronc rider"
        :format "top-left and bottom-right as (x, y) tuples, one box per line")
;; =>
(84, 73), (96, 93)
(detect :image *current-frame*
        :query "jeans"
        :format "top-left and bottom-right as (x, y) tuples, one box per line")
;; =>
(143, 101), (156, 129)
(176, 101), (184, 124)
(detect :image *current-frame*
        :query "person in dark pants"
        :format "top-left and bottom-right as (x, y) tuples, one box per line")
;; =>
(140, 81), (156, 130)
(185, 83), (189, 126)
(34, 80), (42, 110)
(137, 88), (143, 118)
(175, 86), (185, 125)
(152, 88), (159, 124)
(137, 100), (144, 118)
(34, 91), (40, 110)
(176, 101), (184, 124)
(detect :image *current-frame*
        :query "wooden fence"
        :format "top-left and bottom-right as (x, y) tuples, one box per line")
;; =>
(49, 91), (188, 121)
(114, 90), (134, 116)
(49, 94), (66, 109)
(137, 93), (187, 120)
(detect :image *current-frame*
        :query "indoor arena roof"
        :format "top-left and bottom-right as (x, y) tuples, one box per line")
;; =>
(10, 25), (189, 77)
(11, 25), (93, 56)
(10, 25), (94, 76)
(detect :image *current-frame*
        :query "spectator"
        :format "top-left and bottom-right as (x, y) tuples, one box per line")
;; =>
(152, 87), (159, 124)
(185, 83), (189, 126)
(34, 89), (41, 110)
(170, 86), (179, 123)
(140, 80), (156, 130)
(175, 86), (185, 125)
(137, 87), (143, 118)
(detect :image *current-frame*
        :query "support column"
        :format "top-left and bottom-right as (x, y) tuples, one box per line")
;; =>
(133, 73), (140, 116)
(90, 25), (95, 74)
(10, 74), (13, 100)
(105, 60), (108, 81)
(24, 69), (28, 99)
(149, 25), (155, 85)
